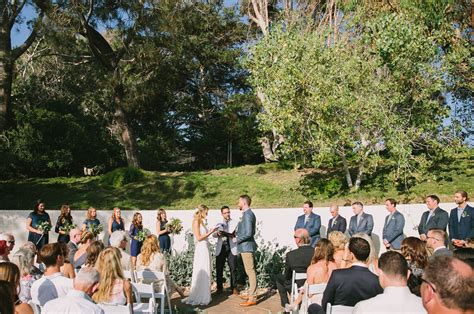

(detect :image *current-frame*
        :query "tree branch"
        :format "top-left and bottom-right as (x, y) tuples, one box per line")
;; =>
(12, 27), (38, 60)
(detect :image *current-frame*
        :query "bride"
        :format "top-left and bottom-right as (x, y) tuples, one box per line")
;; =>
(182, 205), (217, 306)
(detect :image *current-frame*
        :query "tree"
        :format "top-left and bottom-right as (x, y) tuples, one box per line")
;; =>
(0, 0), (44, 130)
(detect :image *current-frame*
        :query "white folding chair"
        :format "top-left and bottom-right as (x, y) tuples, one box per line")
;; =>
(133, 298), (156, 314)
(301, 283), (327, 313)
(290, 270), (307, 303)
(124, 270), (136, 283)
(326, 302), (354, 314)
(28, 301), (42, 314)
(99, 303), (132, 314)
(135, 270), (171, 314)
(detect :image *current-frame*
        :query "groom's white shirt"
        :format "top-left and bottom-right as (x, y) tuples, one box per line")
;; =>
(215, 218), (238, 256)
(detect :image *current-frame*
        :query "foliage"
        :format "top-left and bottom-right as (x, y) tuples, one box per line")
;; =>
(100, 167), (145, 188)
(164, 218), (183, 235)
(88, 224), (103, 237)
(60, 223), (77, 234)
(37, 221), (52, 233)
(134, 229), (151, 242)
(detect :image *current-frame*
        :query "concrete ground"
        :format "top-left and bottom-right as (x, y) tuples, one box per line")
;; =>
(170, 288), (284, 313)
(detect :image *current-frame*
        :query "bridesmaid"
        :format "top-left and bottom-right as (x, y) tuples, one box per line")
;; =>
(82, 207), (101, 231)
(156, 208), (171, 253)
(55, 204), (73, 243)
(108, 207), (125, 235)
(26, 200), (51, 251)
(129, 212), (144, 267)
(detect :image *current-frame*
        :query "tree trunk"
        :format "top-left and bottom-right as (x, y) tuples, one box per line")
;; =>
(0, 4), (12, 131)
(354, 162), (364, 191)
(340, 151), (353, 188)
(112, 82), (140, 168)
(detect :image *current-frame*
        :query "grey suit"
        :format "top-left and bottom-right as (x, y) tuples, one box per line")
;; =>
(418, 207), (449, 236)
(236, 209), (257, 253)
(430, 247), (452, 260)
(348, 212), (374, 236)
(67, 240), (78, 265)
(382, 210), (405, 250)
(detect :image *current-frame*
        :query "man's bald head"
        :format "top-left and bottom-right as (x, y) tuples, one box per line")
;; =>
(294, 228), (310, 246)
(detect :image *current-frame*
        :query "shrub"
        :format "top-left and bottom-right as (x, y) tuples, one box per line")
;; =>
(100, 167), (144, 188)
(299, 173), (344, 198)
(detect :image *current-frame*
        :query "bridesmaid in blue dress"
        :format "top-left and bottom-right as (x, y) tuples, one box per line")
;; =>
(156, 208), (171, 253)
(129, 212), (144, 267)
(82, 207), (101, 231)
(108, 207), (125, 235)
(26, 200), (51, 251)
(55, 204), (73, 243)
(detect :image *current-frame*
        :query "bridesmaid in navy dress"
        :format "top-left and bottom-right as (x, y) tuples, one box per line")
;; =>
(108, 207), (125, 235)
(82, 207), (101, 231)
(129, 212), (143, 266)
(26, 200), (51, 251)
(55, 204), (73, 243)
(156, 208), (171, 253)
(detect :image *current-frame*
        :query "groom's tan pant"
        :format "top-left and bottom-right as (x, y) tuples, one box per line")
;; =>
(241, 252), (257, 300)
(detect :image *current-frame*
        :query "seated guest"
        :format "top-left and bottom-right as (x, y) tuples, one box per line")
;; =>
(59, 243), (75, 279)
(43, 267), (104, 314)
(401, 237), (428, 297)
(0, 280), (15, 314)
(136, 235), (184, 297)
(328, 231), (348, 268)
(19, 242), (42, 278)
(327, 205), (347, 237)
(353, 251), (426, 313)
(0, 233), (15, 262)
(84, 241), (104, 268)
(0, 240), (8, 262)
(109, 231), (131, 271)
(426, 229), (452, 259)
(321, 237), (383, 310)
(73, 231), (94, 268)
(67, 229), (82, 264)
(31, 243), (73, 306)
(11, 248), (37, 302)
(421, 256), (473, 314)
(92, 247), (132, 306)
(275, 228), (314, 308)
(343, 233), (378, 273)
(453, 248), (474, 268)
(0, 262), (33, 314)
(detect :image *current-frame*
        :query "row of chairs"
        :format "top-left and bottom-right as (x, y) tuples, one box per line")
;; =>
(290, 271), (354, 314)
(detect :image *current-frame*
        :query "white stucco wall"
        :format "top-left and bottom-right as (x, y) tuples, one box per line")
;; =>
(0, 202), (464, 256)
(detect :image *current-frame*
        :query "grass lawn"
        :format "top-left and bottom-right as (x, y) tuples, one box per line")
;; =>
(1, 154), (472, 210)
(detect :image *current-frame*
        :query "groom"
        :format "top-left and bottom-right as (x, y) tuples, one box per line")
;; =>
(236, 194), (258, 307)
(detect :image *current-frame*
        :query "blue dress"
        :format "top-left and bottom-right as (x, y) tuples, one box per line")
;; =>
(83, 218), (101, 230)
(129, 224), (143, 257)
(111, 218), (125, 232)
(159, 220), (171, 253)
(27, 212), (50, 250)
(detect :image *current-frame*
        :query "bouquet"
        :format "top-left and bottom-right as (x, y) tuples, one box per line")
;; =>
(60, 223), (77, 234)
(165, 218), (183, 235)
(37, 221), (51, 234)
(88, 224), (103, 237)
(134, 228), (150, 242)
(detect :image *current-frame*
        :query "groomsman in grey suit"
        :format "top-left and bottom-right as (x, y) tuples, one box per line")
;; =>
(327, 205), (347, 237)
(382, 199), (405, 250)
(348, 202), (374, 236)
(418, 195), (449, 241)
(236, 195), (258, 307)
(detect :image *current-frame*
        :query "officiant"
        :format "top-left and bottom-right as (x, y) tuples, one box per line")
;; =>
(213, 205), (238, 295)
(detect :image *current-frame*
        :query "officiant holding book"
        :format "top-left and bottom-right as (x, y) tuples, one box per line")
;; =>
(214, 205), (238, 295)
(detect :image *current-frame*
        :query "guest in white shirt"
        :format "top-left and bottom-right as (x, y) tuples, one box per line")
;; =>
(354, 251), (426, 313)
(31, 243), (73, 306)
(109, 230), (132, 271)
(43, 267), (104, 314)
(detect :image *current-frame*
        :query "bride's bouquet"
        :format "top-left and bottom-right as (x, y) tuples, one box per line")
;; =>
(37, 221), (51, 234)
(165, 218), (183, 235)
(134, 228), (151, 242)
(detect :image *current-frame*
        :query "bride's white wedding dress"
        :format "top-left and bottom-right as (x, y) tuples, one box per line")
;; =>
(182, 224), (212, 306)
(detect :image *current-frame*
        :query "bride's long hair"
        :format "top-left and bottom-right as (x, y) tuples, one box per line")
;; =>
(193, 205), (209, 226)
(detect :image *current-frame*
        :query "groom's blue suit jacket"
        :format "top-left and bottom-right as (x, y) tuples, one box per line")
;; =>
(236, 209), (257, 253)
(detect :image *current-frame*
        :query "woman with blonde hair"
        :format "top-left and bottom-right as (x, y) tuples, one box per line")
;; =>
(73, 230), (94, 268)
(93, 247), (133, 306)
(55, 204), (73, 243)
(129, 212), (144, 266)
(84, 241), (105, 267)
(108, 207), (125, 235)
(328, 231), (348, 268)
(136, 235), (184, 297)
(0, 262), (33, 314)
(81, 207), (101, 232)
(156, 208), (171, 253)
(182, 205), (217, 306)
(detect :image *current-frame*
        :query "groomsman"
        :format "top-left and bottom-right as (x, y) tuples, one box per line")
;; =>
(449, 190), (474, 248)
(236, 195), (258, 307)
(294, 201), (321, 247)
(214, 206), (238, 294)
(348, 202), (374, 236)
(327, 205), (347, 237)
(382, 199), (405, 250)
(418, 195), (449, 241)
